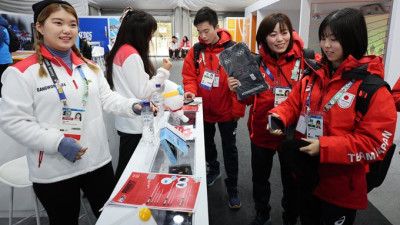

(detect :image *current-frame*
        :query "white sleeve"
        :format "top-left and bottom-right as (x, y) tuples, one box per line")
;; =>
(121, 54), (169, 100)
(97, 68), (141, 117)
(0, 67), (63, 154)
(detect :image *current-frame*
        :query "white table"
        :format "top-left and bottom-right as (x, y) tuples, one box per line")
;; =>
(96, 98), (208, 225)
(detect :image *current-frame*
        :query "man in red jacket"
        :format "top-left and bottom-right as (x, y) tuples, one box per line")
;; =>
(182, 7), (245, 209)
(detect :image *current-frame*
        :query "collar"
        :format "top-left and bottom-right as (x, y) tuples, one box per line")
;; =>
(40, 44), (85, 67)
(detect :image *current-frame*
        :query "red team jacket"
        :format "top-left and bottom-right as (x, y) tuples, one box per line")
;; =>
(239, 31), (306, 150)
(270, 55), (397, 209)
(179, 40), (190, 50)
(182, 29), (245, 122)
(392, 77), (400, 111)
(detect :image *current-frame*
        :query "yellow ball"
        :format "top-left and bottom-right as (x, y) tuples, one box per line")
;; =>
(139, 207), (151, 221)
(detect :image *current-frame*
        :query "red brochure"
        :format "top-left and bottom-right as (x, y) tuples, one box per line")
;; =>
(110, 172), (201, 212)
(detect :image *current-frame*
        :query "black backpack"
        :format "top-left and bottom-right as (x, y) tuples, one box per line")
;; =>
(193, 40), (235, 75)
(304, 57), (396, 193)
(352, 73), (396, 192)
(2, 26), (20, 52)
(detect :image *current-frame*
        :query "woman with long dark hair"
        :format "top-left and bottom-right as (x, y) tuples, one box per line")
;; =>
(105, 7), (172, 181)
(179, 35), (190, 58)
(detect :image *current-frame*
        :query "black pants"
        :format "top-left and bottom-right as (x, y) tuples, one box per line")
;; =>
(181, 49), (188, 58)
(251, 143), (298, 220)
(299, 193), (357, 225)
(169, 49), (179, 59)
(114, 131), (142, 182)
(204, 120), (238, 190)
(0, 64), (9, 97)
(33, 162), (115, 225)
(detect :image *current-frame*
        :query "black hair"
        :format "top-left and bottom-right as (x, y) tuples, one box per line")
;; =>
(194, 7), (218, 27)
(183, 36), (189, 42)
(106, 9), (157, 89)
(319, 8), (368, 62)
(172, 36), (177, 39)
(256, 13), (293, 56)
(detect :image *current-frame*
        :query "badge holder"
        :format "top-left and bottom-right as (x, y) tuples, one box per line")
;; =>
(274, 87), (291, 107)
(200, 70), (215, 90)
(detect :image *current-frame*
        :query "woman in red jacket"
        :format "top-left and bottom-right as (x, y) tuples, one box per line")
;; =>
(269, 8), (396, 225)
(179, 35), (190, 59)
(228, 13), (313, 225)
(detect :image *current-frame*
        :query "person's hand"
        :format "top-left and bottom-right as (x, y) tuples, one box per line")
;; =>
(58, 137), (88, 162)
(267, 113), (284, 135)
(75, 146), (88, 161)
(162, 58), (172, 70)
(150, 101), (159, 116)
(228, 77), (239, 92)
(184, 92), (195, 100)
(299, 138), (320, 156)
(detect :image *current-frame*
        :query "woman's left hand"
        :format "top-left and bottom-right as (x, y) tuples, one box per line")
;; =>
(299, 138), (320, 156)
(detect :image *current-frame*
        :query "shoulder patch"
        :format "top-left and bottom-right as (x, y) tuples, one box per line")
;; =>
(114, 44), (139, 67)
(338, 92), (355, 109)
(12, 54), (38, 73)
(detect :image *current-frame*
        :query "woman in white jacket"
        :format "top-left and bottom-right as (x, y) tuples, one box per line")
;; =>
(0, 1), (144, 224)
(105, 7), (172, 181)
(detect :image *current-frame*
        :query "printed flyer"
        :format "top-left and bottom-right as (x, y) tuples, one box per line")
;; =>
(111, 172), (201, 212)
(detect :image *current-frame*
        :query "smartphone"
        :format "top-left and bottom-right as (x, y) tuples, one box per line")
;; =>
(183, 98), (194, 105)
(268, 115), (286, 134)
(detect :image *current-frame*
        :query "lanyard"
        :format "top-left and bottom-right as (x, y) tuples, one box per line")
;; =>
(305, 76), (355, 113)
(201, 51), (221, 73)
(323, 79), (355, 112)
(44, 59), (67, 106)
(43, 58), (89, 106)
(276, 63), (292, 89)
(261, 61), (274, 82)
(291, 59), (301, 79)
(77, 67), (89, 106)
(201, 51), (206, 67)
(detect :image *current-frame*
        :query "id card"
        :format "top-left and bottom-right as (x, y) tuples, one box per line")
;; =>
(306, 115), (323, 140)
(200, 70), (215, 90)
(296, 114), (307, 134)
(274, 87), (291, 107)
(60, 108), (85, 140)
(213, 74), (220, 87)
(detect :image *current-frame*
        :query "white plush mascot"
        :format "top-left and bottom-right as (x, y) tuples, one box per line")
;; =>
(162, 80), (189, 124)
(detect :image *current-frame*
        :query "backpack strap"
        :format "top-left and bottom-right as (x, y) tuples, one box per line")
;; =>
(303, 48), (315, 60)
(221, 40), (235, 49)
(355, 74), (391, 123)
(193, 42), (207, 75)
(193, 40), (235, 76)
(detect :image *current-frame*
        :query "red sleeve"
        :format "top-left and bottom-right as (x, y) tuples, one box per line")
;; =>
(231, 91), (246, 118)
(269, 77), (305, 126)
(238, 95), (255, 106)
(319, 87), (397, 165)
(182, 48), (198, 96)
(392, 77), (400, 111)
(179, 41), (183, 50)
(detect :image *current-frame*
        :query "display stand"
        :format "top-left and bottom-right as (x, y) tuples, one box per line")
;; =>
(96, 97), (208, 225)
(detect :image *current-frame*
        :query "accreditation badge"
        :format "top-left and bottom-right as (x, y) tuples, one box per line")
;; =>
(306, 115), (323, 140)
(200, 70), (215, 90)
(60, 107), (85, 140)
(296, 113), (307, 135)
(274, 87), (291, 107)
